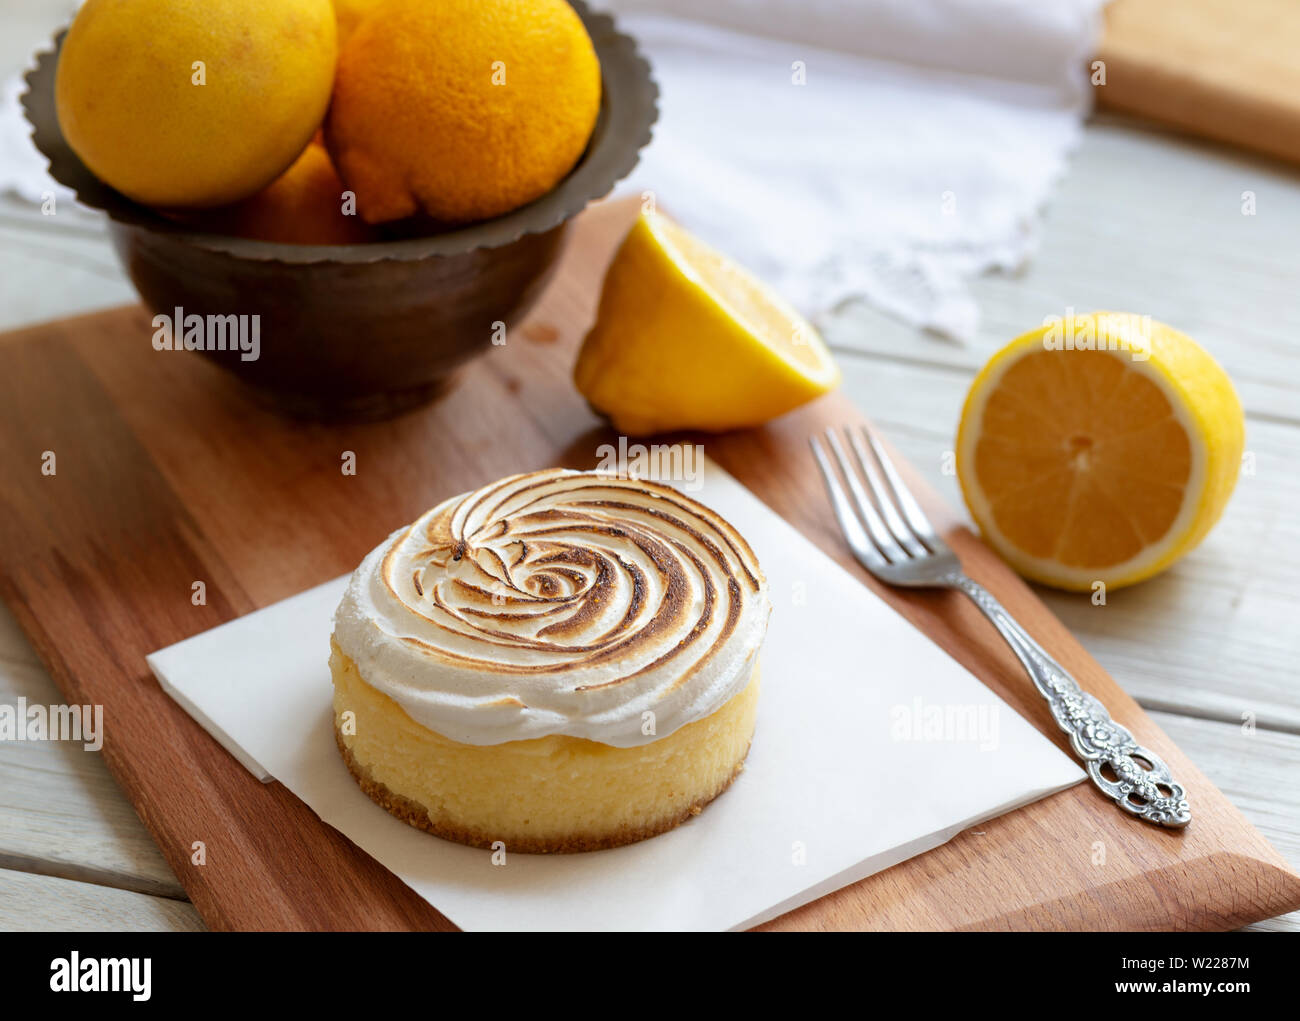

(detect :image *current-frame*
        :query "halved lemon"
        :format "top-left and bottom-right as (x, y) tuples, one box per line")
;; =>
(956, 313), (1244, 591)
(574, 211), (840, 435)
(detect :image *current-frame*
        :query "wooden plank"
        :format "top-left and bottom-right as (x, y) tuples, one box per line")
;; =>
(833, 351), (1300, 734)
(825, 116), (1300, 426)
(1149, 711), (1300, 931)
(1148, 711), (1300, 866)
(0, 202), (134, 329)
(1097, 0), (1300, 167)
(0, 605), (187, 899)
(0, 867), (203, 932)
(0, 198), (1297, 931)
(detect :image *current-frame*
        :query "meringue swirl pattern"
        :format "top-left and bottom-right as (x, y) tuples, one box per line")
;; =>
(333, 469), (771, 747)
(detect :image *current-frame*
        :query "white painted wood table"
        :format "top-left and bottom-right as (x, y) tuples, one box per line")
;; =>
(0, 4), (1296, 932)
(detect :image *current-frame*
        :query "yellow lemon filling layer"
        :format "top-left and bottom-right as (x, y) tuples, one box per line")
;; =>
(330, 639), (760, 853)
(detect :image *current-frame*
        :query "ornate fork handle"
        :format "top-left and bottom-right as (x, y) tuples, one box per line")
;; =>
(944, 573), (1191, 829)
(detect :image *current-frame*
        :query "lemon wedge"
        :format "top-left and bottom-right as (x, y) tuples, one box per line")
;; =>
(956, 313), (1245, 591)
(574, 211), (840, 435)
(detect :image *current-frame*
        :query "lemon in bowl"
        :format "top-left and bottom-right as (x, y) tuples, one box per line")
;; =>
(55, 0), (337, 209)
(955, 313), (1245, 591)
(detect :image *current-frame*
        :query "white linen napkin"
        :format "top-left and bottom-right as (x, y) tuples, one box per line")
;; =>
(147, 459), (1082, 931)
(0, 1), (88, 215)
(595, 0), (1104, 339)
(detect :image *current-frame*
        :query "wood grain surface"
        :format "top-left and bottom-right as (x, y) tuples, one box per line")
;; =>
(1099, 0), (1300, 166)
(0, 868), (203, 933)
(0, 198), (1297, 930)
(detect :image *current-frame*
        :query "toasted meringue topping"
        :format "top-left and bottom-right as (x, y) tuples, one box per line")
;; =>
(333, 469), (770, 746)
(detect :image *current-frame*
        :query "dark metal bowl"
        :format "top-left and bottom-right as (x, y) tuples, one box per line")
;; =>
(22, 2), (656, 419)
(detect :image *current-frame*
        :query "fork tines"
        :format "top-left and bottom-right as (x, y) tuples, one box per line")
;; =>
(810, 425), (944, 574)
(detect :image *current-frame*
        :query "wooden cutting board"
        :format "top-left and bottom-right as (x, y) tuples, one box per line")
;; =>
(1098, 0), (1300, 165)
(1, 198), (1297, 930)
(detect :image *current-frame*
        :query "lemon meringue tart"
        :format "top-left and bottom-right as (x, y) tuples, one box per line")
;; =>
(330, 468), (770, 853)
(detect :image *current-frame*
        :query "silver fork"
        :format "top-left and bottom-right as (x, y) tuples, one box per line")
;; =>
(811, 425), (1191, 829)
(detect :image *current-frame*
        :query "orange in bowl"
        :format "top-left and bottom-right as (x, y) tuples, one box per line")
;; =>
(55, 0), (336, 208)
(325, 0), (602, 224)
(195, 144), (377, 246)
